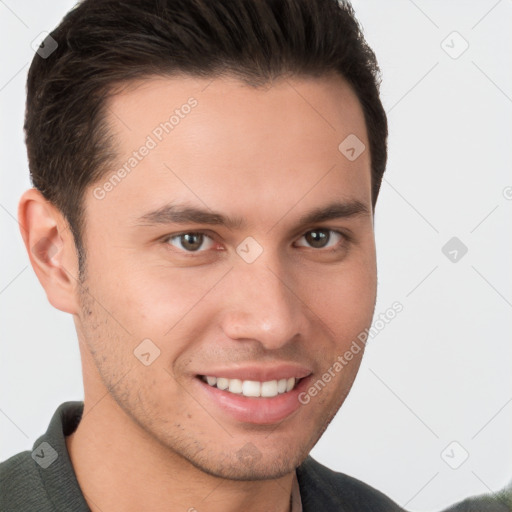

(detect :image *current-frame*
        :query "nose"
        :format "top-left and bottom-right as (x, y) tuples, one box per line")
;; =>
(219, 260), (306, 350)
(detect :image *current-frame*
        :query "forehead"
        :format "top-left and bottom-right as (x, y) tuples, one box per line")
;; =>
(88, 74), (371, 228)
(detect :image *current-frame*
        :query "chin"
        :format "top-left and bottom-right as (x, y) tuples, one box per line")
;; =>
(184, 446), (307, 481)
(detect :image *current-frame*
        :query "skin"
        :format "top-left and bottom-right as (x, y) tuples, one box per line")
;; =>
(19, 73), (377, 512)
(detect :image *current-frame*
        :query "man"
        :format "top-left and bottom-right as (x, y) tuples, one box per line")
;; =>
(1, 0), (502, 510)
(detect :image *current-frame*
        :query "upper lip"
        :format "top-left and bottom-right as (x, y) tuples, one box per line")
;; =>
(197, 363), (312, 382)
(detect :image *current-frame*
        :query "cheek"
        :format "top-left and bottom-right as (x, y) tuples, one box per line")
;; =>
(300, 253), (377, 339)
(84, 257), (232, 375)
(88, 245), (215, 329)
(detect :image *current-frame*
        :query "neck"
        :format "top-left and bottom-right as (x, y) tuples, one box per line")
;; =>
(65, 394), (295, 512)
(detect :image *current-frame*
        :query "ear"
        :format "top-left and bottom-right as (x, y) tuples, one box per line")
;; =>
(18, 188), (81, 315)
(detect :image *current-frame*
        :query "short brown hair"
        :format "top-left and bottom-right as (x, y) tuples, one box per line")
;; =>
(25, 0), (387, 277)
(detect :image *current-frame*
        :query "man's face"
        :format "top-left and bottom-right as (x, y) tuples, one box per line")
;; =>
(76, 74), (377, 480)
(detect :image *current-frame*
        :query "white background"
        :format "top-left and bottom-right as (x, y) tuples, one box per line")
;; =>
(1, 1), (511, 510)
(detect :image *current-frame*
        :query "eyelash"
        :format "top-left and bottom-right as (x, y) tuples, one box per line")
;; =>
(163, 228), (348, 254)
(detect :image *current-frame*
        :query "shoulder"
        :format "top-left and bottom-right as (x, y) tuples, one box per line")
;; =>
(0, 402), (86, 512)
(296, 456), (404, 511)
(0, 450), (53, 511)
(441, 486), (512, 512)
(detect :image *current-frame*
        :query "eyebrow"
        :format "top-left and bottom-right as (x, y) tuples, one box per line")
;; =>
(297, 200), (370, 226)
(134, 199), (370, 230)
(135, 204), (245, 230)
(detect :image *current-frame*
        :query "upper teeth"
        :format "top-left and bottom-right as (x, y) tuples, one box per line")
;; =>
(202, 376), (297, 398)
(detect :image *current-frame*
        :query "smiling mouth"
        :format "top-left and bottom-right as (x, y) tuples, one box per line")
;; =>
(198, 375), (303, 398)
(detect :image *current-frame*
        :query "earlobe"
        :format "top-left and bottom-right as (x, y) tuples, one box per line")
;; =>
(18, 188), (80, 315)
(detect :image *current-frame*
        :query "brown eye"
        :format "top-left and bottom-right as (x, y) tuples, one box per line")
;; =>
(167, 232), (214, 252)
(296, 229), (344, 249)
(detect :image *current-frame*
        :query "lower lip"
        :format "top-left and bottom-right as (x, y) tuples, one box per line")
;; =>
(195, 376), (312, 425)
